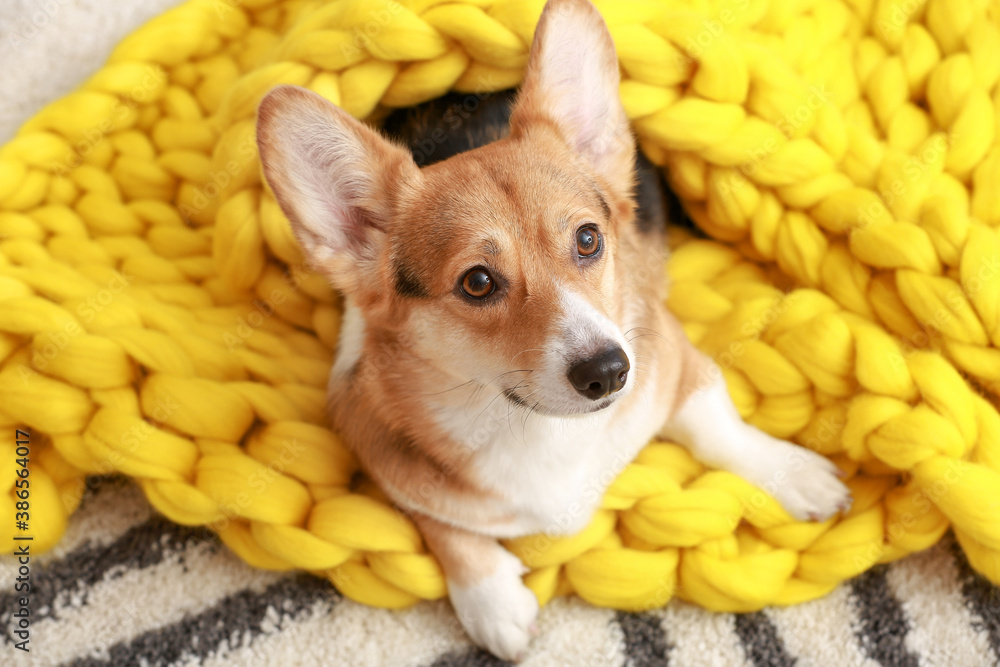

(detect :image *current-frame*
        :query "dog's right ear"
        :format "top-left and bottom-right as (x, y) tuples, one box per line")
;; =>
(256, 85), (420, 292)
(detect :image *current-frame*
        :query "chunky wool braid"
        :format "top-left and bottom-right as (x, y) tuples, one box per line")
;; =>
(0, 0), (998, 611)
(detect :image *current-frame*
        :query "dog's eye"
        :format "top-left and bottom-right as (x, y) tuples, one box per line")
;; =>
(461, 268), (494, 299)
(576, 225), (601, 257)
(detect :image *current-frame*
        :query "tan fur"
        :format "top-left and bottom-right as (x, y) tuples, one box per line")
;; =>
(412, 513), (506, 588)
(256, 0), (849, 660)
(316, 109), (699, 522)
(259, 0), (686, 614)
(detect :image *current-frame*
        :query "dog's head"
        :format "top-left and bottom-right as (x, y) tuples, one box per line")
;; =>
(257, 0), (641, 416)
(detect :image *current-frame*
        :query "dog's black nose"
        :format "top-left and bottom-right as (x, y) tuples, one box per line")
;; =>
(567, 346), (629, 400)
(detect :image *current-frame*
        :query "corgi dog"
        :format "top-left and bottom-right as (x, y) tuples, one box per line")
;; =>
(256, 0), (851, 659)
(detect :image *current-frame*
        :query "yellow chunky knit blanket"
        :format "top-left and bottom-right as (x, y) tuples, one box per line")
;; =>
(1, 0), (999, 612)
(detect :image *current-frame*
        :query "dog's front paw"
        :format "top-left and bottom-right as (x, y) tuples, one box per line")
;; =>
(448, 548), (539, 661)
(742, 431), (852, 522)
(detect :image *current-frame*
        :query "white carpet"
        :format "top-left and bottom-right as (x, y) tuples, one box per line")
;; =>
(0, 0), (182, 142)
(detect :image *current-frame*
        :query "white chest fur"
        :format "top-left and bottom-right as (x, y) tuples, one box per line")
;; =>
(333, 300), (670, 538)
(434, 376), (669, 538)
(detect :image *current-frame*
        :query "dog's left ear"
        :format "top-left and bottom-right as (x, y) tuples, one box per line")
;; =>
(512, 0), (633, 195)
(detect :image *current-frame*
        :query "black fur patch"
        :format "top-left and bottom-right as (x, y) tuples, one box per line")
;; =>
(394, 264), (429, 298)
(382, 90), (517, 167)
(633, 150), (669, 235)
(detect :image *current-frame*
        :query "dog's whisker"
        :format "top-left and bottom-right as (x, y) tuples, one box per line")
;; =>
(514, 391), (541, 437)
(465, 382), (488, 410)
(505, 397), (518, 442)
(494, 368), (534, 380)
(508, 348), (544, 364)
(486, 369), (533, 389)
(470, 389), (508, 430)
(626, 326), (670, 343)
(525, 401), (540, 433)
(461, 370), (533, 412)
(503, 384), (536, 445)
(420, 379), (476, 397)
(627, 332), (670, 344)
